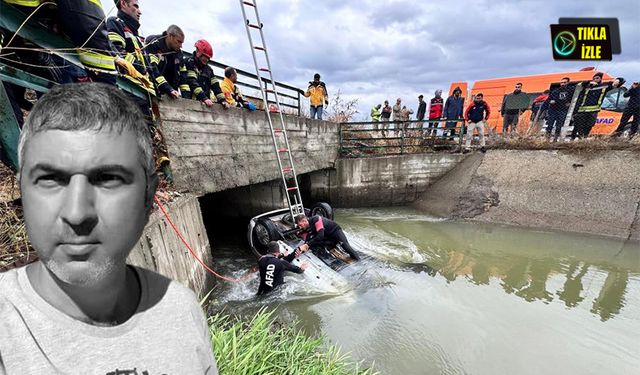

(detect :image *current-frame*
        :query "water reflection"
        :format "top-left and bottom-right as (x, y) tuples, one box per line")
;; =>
(340, 208), (640, 322)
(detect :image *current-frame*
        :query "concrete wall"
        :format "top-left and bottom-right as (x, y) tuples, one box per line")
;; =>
(158, 99), (339, 195)
(306, 154), (468, 207)
(128, 195), (213, 297)
(414, 150), (640, 241)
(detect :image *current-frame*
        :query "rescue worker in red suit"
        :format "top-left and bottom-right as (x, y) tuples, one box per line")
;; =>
(294, 214), (360, 260)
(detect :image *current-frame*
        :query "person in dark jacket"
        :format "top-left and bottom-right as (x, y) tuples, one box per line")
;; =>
(464, 93), (490, 152)
(416, 95), (426, 130)
(500, 83), (528, 135)
(106, 0), (154, 95)
(257, 242), (308, 295)
(380, 100), (392, 136)
(183, 39), (226, 108)
(443, 87), (464, 138)
(428, 90), (444, 136)
(145, 25), (187, 99)
(612, 81), (640, 138)
(571, 73), (624, 139)
(295, 214), (359, 260)
(545, 77), (575, 140)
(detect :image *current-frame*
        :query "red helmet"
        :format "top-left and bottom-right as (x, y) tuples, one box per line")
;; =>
(195, 39), (213, 59)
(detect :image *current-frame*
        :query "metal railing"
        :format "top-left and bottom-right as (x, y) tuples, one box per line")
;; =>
(182, 52), (302, 115)
(339, 119), (467, 157)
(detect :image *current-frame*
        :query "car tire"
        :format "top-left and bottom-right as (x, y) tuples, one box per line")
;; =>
(252, 218), (281, 256)
(311, 202), (334, 220)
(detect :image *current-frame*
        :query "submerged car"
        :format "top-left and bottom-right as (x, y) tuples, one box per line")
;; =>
(247, 202), (358, 272)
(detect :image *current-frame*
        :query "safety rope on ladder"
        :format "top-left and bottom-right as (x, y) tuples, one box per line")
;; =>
(153, 196), (257, 283)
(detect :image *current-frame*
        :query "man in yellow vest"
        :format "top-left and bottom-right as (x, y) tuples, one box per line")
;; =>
(221, 67), (256, 110)
(302, 73), (328, 120)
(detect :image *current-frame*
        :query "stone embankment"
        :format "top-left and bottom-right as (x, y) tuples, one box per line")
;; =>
(414, 150), (640, 241)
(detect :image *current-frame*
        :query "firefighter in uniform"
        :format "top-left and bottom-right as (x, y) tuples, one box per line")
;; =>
(183, 39), (227, 108)
(106, 0), (154, 104)
(145, 25), (188, 99)
(107, 0), (176, 180)
(1, 0), (118, 84)
(571, 72), (624, 139)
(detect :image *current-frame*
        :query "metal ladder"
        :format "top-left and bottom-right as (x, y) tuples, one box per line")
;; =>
(239, 0), (304, 220)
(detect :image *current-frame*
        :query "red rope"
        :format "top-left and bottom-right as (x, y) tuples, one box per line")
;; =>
(153, 196), (257, 282)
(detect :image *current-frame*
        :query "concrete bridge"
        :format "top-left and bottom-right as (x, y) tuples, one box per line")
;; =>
(129, 100), (466, 295)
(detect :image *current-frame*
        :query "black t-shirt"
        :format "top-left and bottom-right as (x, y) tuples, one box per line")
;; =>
(257, 253), (303, 295)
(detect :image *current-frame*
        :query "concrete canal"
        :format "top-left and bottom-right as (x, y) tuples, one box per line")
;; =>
(204, 207), (640, 375)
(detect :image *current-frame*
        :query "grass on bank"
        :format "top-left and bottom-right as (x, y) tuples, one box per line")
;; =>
(208, 308), (377, 375)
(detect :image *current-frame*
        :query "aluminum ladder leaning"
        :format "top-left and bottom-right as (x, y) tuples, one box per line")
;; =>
(239, 0), (305, 220)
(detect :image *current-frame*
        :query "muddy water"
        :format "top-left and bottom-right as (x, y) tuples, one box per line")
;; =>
(207, 207), (640, 375)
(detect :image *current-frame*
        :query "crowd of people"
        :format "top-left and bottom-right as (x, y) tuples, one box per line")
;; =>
(368, 72), (638, 151)
(370, 88), (466, 138)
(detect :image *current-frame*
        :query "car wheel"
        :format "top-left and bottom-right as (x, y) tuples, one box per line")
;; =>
(311, 202), (334, 220)
(252, 218), (281, 256)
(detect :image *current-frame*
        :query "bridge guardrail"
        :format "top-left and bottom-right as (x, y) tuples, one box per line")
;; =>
(339, 119), (467, 157)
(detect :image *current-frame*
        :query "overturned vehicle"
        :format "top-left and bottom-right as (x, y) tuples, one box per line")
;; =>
(247, 202), (359, 274)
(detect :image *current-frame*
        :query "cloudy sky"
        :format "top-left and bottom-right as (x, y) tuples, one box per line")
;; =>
(132, 0), (639, 119)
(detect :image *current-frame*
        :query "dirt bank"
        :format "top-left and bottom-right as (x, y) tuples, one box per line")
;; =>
(414, 149), (640, 241)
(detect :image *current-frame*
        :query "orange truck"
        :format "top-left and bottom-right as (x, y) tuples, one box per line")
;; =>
(448, 68), (629, 135)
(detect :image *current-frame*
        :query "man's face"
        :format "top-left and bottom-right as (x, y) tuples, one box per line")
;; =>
(197, 51), (210, 66)
(560, 79), (569, 87)
(418, 97), (423, 102)
(454, 91), (460, 97)
(475, 96), (483, 102)
(20, 129), (153, 287)
(230, 72), (238, 83)
(593, 75), (602, 83)
(121, 0), (141, 21)
(514, 84), (522, 92)
(297, 217), (310, 230)
(167, 32), (184, 51)
(396, 99), (401, 104)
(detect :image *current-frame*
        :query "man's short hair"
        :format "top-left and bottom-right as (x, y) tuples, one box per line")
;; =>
(593, 72), (604, 79)
(18, 83), (154, 179)
(314, 73), (320, 80)
(166, 24), (184, 37)
(418, 95), (423, 99)
(543, 89), (550, 94)
(515, 82), (523, 86)
(294, 214), (307, 223)
(224, 67), (237, 78)
(114, 0), (128, 10)
(268, 241), (280, 254)
(561, 77), (571, 81)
